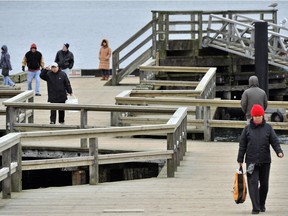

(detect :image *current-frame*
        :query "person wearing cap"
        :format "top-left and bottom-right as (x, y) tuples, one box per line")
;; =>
(22, 43), (44, 96)
(0, 45), (15, 87)
(237, 104), (284, 214)
(40, 62), (72, 124)
(241, 75), (268, 120)
(98, 39), (111, 80)
(55, 43), (74, 78)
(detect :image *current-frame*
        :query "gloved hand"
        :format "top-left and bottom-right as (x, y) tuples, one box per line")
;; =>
(22, 66), (25, 72)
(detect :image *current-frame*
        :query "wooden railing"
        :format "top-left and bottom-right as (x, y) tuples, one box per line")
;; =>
(204, 14), (288, 68)
(115, 92), (288, 141)
(110, 9), (277, 85)
(0, 106), (187, 199)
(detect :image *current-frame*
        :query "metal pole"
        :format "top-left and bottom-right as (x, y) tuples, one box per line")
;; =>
(254, 22), (269, 98)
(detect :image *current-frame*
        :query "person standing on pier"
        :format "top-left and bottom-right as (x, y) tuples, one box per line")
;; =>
(98, 39), (111, 80)
(55, 43), (74, 78)
(241, 75), (268, 120)
(40, 62), (72, 124)
(0, 45), (15, 87)
(22, 43), (44, 96)
(237, 104), (284, 214)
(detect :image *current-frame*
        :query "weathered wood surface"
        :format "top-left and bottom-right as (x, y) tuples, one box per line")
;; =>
(0, 141), (287, 215)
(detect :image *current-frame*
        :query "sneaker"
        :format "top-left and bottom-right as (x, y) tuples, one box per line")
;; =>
(59, 122), (65, 125)
(35, 93), (41, 96)
(50, 122), (55, 124)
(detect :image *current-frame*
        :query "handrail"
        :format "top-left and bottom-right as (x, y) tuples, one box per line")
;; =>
(204, 14), (288, 68)
(0, 106), (188, 199)
(111, 9), (277, 85)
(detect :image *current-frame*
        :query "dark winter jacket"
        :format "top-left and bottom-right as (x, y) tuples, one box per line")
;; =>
(0, 45), (12, 70)
(40, 69), (72, 103)
(55, 50), (74, 70)
(237, 119), (283, 164)
(240, 76), (268, 119)
(22, 50), (44, 71)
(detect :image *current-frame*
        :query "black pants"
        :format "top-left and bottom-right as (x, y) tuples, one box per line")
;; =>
(50, 110), (65, 123)
(247, 163), (271, 211)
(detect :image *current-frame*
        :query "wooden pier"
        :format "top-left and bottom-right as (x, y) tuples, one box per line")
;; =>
(0, 140), (287, 215)
(0, 77), (287, 215)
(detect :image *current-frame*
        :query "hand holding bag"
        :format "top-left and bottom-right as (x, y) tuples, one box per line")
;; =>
(65, 94), (79, 112)
(65, 94), (78, 105)
(233, 166), (247, 204)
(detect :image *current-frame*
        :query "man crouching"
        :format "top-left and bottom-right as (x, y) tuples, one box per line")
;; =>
(40, 62), (72, 124)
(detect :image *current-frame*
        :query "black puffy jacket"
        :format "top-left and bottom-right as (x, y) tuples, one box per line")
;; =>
(237, 119), (283, 164)
(40, 69), (72, 103)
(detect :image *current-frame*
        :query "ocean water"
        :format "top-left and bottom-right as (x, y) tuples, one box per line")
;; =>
(0, 0), (287, 73)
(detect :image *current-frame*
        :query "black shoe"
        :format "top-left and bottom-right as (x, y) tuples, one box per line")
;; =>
(35, 93), (41, 96)
(252, 210), (260, 214)
(260, 206), (266, 212)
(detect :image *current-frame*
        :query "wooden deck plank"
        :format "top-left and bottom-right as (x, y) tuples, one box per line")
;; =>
(0, 141), (287, 215)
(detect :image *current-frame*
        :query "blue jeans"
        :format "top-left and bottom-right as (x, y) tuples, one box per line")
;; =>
(27, 70), (40, 94)
(62, 68), (70, 78)
(3, 76), (15, 86)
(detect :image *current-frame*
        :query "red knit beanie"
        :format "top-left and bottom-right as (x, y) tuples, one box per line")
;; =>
(251, 104), (265, 117)
(30, 43), (37, 49)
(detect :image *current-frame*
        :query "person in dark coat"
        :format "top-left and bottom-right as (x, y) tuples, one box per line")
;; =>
(22, 43), (44, 96)
(241, 76), (268, 120)
(0, 45), (15, 87)
(54, 43), (74, 78)
(237, 104), (284, 214)
(40, 62), (72, 124)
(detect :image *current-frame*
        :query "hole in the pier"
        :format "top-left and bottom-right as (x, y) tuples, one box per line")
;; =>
(20, 159), (161, 190)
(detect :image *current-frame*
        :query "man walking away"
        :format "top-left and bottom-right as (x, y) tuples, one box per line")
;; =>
(241, 75), (268, 120)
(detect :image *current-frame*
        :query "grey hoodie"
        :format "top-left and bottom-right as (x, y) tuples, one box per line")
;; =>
(0, 45), (12, 70)
(240, 76), (268, 119)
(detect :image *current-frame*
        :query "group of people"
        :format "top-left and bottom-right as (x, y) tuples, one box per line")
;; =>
(21, 43), (74, 96)
(1, 39), (112, 124)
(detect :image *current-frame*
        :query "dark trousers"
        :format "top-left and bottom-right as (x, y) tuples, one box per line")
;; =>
(247, 163), (271, 211)
(50, 110), (65, 123)
(101, 69), (109, 76)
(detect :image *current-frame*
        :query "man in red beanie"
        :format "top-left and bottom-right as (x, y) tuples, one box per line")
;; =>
(22, 43), (44, 96)
(237, 104), (284, 214)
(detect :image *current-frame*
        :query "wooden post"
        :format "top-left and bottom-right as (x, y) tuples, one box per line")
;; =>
(80, 109), (88, 148)
(28, 96), (34, 123)
(167, 133), (175, 177)
(165, 14), (169, 50)
(72, 170), (86, 185)
(89, 137), (99, 185)
(112, 52), (119, 86)
(11, 143), (22, 192)
(2, 148), (11, 199)
(183, 116), (187, 155)
(152, 13), (157, 59)
(176, 127), (181, 166)
(203, 106), (211, 141)
(6, 107), (16, 133)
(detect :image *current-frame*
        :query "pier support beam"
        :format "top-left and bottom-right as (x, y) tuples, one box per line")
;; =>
(255, 22), (269, 98)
